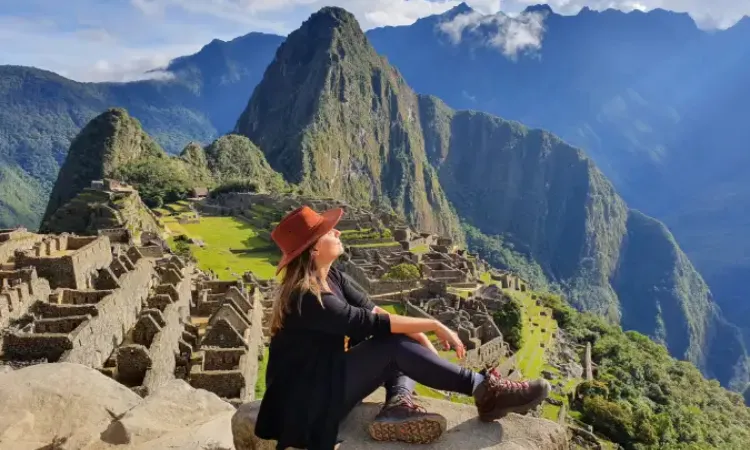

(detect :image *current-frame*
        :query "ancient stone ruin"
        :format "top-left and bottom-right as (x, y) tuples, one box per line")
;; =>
(0, 226), (265, 408)
(183, 278), (264, 406)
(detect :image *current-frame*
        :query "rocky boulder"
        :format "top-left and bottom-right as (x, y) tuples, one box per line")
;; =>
(0, 363), (235, 450)
(232, 389), (569, 450)
(0, 362), (142, 449)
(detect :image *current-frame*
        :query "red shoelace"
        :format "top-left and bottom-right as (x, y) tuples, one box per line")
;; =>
(486, 367), (530, 392)
(385, 394), (427, 412)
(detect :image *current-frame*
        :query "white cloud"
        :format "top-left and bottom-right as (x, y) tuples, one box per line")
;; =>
(129, 0), (464, 29)
(438, 9), (547, 59)
(0, 15), (213, 82)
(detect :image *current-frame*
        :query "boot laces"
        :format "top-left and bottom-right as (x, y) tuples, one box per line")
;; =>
(384, 394), (427, 412)
(486, 367), (529, 393)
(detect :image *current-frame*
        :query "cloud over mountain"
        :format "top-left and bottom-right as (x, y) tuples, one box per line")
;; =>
(438, 9), (547, 59)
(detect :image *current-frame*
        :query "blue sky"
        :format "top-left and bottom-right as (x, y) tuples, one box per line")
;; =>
(0, 0), (747, 82)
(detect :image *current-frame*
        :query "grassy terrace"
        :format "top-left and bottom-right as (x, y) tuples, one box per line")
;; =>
(160, 203), (279, 280)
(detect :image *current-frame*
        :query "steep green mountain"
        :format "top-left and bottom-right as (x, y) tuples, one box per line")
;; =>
(41, 108), (165, 226)
(417, 96), (748, 387)
(0, 32), (284, 229)
(232, 7), (748, 389)
(41, 109), (285, 223)
(234, 7), (463, 241)
(201, 134), (286, 191)
(0, 164), (46, 229)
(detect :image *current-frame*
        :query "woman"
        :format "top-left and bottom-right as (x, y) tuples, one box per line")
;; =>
(255, 206), (550, 450)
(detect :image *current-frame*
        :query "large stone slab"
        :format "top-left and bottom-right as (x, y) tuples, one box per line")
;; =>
(97, 379), (236, 449)
(232, 389), (569, 450)
(0, 363), (237, 450)
(0, 362), (142, 449)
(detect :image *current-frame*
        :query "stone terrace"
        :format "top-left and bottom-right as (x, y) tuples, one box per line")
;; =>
(0, 227), (271, 406)
(98, 254), (194, 397)
(338, 227), (483, 295)
(184, 278), (264, 406)
(339, 246), (423, 295)
(2, 240), (157, 366)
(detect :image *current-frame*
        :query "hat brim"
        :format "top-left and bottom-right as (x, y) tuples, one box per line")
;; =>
(274, 207), (344, 276)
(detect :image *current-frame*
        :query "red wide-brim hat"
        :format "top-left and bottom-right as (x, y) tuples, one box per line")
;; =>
(270, 205), (344, 275)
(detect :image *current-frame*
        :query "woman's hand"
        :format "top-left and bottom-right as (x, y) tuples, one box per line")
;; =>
(414, 333), (439, 356)
(434, 322), (466, 360)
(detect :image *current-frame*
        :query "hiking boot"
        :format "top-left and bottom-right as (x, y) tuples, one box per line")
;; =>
(368, 393), (447, 444)
(473, 368), (551, 422)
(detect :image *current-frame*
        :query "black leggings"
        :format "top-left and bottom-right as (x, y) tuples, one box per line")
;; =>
(341, 334), (479, 416)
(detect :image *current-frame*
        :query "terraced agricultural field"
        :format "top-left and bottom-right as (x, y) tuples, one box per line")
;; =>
(160, 203), (280, 280)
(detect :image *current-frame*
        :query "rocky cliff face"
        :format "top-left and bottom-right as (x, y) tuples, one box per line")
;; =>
(41, 108), (164, 227)
(418, 95), (748, 384)
(235, 7), (463, 241)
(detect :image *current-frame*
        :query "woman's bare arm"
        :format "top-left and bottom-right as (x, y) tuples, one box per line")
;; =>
(372, 305), (433, 348)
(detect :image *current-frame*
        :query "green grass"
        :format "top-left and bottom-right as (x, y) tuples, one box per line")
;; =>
(512, 291), (556, 379)
(480, 271), (492, 284)
(255, 347), (270, 398)
(166, 213), (280, 280)
(410, 244), (430, 254)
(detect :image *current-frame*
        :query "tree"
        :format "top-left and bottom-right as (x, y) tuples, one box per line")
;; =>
(492, 298), (523, 350)
(382, 263), (420, 281)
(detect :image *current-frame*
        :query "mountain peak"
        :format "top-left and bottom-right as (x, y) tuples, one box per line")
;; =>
(234, 8), (464, 240)
(40, 108), (164, 228)
(522, 4), (554, 15)
(447, 2), (475, 16)
(301, 6), (362, 37)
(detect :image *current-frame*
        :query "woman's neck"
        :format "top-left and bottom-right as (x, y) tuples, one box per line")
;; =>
(316, 263), (331, 282)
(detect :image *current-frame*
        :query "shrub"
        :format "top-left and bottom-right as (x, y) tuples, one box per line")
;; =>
(382, 263), (420, 281)
(209, 180), (259, 198)
(492, 298), (523, 350)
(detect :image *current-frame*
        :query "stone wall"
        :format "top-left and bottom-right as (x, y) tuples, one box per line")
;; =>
(53, 289), (113, 305)
(188, 281), (264, 405)
(137, 246), (164, 258)
(14, 235), (112, 290)
(460, 336), (508, 370)
(139, 272), (192, 394)
(62, 257), (154, 366)
(339, 260), (421, 295)
(0, 232), (44, 264)
(0, 268), (52, 330)
(4, 256), (155, 363)
(403, 300), (434, 319)
(98, 228), (132, 245)
(492, 271), (528, 292)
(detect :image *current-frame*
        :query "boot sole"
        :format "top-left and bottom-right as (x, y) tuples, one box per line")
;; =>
(368, 415), (447, 444)
(478, 380), (552, 423)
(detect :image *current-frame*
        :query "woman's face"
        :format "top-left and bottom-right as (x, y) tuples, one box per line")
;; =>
(312, 228), (343, 267)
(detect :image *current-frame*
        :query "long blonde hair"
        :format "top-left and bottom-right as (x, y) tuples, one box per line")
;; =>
(269, 247), (326, 335)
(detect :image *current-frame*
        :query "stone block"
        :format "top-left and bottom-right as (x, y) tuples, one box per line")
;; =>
(231, 388), (568, 450)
